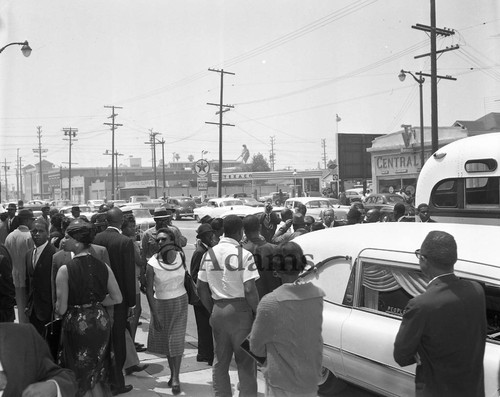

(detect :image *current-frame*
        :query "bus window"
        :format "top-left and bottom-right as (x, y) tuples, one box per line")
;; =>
(465, 177), (500, 207)
(465, 159), (497, 173)
(432, 179), (458, 208)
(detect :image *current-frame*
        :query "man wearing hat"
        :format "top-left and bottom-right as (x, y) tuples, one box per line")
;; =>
(141, 208), (187, 264)
(4, 209), (35, 323)
(91, 212), (108, 234)
(190, 223), (215, 365)
(6, 203), (17, 234)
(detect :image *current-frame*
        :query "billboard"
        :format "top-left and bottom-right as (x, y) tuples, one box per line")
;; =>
(338, 133), (383, 180)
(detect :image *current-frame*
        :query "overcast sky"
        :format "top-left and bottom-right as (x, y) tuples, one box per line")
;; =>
(1, 0), (499, 186)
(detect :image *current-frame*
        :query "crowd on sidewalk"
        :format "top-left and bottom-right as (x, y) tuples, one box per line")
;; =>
(0, 198), (484, 397)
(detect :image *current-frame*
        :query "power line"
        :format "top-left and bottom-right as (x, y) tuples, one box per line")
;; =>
(205, 68), (235, 197)
(104, 105), (123, 200)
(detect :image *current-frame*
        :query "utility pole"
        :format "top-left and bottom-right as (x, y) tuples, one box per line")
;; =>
(2, 160), (10, 202)
(269, 136), (276, 171)
(62, 127), (78, 201)
(18, 155), (23, 201)
(16, 149), (20, 199)
(412, 1), (457, 153)
(206, 68), (235, 198)
(115, 150), (124, 198)
(156, 137), (166, 194)
(33, 126), (48, 200)
(144, 129), (159, 199)
(104, 105), (123, 200)
(321, 139), (327, 169)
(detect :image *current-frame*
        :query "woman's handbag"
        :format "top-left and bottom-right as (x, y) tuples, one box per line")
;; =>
(179, 250), (201, 306)
(44, 317), (63, 360)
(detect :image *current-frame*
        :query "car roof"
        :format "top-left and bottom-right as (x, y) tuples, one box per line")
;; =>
(209, 198), (243, 203)
(285, 197), (329, 203)
(294, 222), (499, 268)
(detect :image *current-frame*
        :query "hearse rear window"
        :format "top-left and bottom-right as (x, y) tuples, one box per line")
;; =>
(358, 263), (426, 317)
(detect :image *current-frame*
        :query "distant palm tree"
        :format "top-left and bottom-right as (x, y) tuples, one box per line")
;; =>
(172, 152), (180, 162)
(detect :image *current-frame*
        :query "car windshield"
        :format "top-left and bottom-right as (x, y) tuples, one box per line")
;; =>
(387, 195), (404, 203)
(133, 209), (152, 218)
(222, 200), (243, 206)
(177, 198), (194, 203)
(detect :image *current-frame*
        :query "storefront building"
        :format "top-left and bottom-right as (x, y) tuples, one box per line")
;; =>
(369, 126), (466, 196)
(368, 112), (500, 196)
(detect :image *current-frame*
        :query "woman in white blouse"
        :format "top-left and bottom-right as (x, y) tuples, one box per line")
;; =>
(145, 227), (187, 395)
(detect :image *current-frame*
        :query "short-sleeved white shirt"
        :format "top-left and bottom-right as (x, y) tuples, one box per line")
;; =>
(198, 237), (259, 300)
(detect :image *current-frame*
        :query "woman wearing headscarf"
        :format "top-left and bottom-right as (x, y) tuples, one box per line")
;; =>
(55, 220), (122, 397)
(145, 227), (188, 395)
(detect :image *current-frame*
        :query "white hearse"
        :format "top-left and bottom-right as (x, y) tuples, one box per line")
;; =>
(294, 222), (500, 396)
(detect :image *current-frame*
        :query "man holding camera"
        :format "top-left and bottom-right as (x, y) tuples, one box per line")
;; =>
(258, 199), (280, 243)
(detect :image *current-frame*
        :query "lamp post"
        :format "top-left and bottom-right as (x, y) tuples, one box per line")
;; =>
(201, 150), (208, 160)
(399, 69), (425, 170)
(0, 41), (32, 57)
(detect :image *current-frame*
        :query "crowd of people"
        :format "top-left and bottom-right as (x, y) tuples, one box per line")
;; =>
(0, 195), (484, 397)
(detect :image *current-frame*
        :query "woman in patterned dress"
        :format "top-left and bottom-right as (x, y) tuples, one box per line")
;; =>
(55, 220), (122, 397)
(145, 227), (188, 395)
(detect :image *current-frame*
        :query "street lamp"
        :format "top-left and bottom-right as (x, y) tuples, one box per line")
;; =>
(0, 41), (32, 57)
(399, 69), (425, 169)
(201, 150), (208, 160)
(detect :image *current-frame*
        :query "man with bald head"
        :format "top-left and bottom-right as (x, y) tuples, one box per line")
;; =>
(394, 231), (486, 396)
(24, 218), (57, 336)
(93, 207), (136, 395)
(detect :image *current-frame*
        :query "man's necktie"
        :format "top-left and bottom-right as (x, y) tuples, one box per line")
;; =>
(33, 247), (38, 269)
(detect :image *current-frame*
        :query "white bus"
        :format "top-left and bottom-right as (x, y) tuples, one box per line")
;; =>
(415, 132), (500, 225)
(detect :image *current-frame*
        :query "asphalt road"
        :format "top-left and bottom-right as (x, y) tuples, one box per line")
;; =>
(162, 218), (379, 397)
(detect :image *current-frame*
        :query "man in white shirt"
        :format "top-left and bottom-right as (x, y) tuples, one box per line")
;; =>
(198, 215), (260, 397)
(4, 209), (34, 323)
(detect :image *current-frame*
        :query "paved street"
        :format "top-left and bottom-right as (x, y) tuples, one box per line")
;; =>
(121, 219), (378, 396)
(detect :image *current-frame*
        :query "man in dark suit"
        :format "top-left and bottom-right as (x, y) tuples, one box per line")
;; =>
(190, 223), (215, 365)
(25, 219), (57, 336)
(0, 322), (77, 397)
(394, 230), (486, 397)
(93, 207), (136, 395)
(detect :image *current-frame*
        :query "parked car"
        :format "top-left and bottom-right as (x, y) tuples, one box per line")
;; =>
(108, 199), (128, 208)
(284, 197), (348, 223)
(294, 222), (500, 396)
(163, 196), (197, 220)
(59, 205), (94, 220)
(258, 191), (289, 205)
(120, 207), (156, 240)
(219, 206), (284, 220)
(344, 188), (364, 204)
(87, 199), (105, 211)
(193, 198), (245, 222)
(363, 193), (414, 222)
(239, 197), (265, 207)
